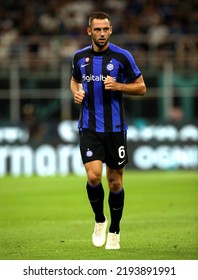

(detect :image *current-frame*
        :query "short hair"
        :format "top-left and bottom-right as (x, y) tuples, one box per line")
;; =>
(88, 11), (111, 27)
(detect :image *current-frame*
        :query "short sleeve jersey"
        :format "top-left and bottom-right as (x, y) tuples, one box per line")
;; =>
(72, 42), (141, 133)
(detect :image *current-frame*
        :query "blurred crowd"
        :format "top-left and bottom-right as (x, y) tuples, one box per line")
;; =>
(0, 0), (198, 69)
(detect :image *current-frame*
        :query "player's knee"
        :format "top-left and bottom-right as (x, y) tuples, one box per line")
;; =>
(107, 170), (123, 192)
(87, 170), (102, 186)
(108, 178), (122, 192)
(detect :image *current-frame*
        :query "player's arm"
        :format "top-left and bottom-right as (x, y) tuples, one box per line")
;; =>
(104, 75), (146, 96)
(70, 76), (85, 104)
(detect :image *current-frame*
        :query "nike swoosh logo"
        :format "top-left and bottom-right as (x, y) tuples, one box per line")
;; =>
(113, 207), (123, 211)
(81, 63), (89, 68)
(118, 159), (125, 165)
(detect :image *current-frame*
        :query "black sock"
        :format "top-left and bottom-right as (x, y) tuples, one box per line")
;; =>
(86, 182), (105, 223)
(108, 188), (125, 234)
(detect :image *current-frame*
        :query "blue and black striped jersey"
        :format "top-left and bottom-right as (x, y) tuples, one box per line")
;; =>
(72, 42), (141, 132)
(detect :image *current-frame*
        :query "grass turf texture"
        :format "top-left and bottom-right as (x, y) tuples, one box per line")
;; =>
(0, 171), (197, 260)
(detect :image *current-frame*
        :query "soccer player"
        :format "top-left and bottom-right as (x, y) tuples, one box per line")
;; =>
(70, 11), (146, 249)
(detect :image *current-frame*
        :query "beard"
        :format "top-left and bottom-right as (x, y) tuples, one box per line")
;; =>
(93, 37), (108, 49)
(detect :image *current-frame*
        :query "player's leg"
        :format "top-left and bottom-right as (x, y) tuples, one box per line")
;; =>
(106, 167), (124, 233)
(105, 167), (124, 249)
(85, 160), (107, 246)
(104, 131), (127, 249)
(84, 160), (105, 223)
(105, 131), (127, 234)
(79, 129), (107, 246)
(79, 129), (106, 222)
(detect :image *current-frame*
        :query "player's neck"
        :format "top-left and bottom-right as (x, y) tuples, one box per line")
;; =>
(92, 43), (109, 53)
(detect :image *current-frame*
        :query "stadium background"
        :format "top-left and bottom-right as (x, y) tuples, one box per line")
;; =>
(0, 0), (198, 175)
(0, 0), (198, 263)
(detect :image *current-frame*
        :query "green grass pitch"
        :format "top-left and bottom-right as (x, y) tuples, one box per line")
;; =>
(0, 171), (197, 260)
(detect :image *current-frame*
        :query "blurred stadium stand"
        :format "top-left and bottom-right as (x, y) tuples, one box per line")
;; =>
(0, 0), (198, 124)
(0, 0), (198, 175)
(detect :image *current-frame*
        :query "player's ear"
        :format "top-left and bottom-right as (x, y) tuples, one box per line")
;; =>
(110, 26), (113, 35)
(87, 27), (91, 36)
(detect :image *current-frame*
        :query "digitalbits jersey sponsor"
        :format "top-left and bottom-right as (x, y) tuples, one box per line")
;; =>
(72, 43), (141, 132)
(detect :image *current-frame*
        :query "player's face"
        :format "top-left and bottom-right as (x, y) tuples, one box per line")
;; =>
(87, 19), (112, 51)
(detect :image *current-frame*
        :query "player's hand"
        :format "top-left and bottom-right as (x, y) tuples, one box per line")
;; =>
(104, 75), (117, 90)
(74, 89), (85, 104)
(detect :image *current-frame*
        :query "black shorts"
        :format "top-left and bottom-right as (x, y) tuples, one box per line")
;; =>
(79, 129), (128, 169)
